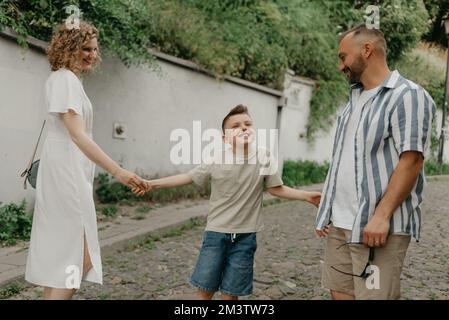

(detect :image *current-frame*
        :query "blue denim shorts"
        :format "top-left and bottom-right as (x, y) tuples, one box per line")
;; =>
(190, 231), (257, 296)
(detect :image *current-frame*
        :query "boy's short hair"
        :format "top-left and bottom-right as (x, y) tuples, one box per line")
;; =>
(222, 104), (251, 132)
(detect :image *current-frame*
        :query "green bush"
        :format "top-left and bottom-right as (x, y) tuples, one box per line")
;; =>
(95, 173), (140, 204)
(282, 160), (329, 187)
(95, 173), (210, 205)
(425, 160), (449, 176)
(0, 200), (33, 246)
(101, 204), (118, 219)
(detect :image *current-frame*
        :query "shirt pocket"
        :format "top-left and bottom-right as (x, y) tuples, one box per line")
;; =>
(211, 165), (241, 197)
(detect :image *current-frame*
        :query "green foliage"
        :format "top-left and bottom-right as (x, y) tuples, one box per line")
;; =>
(0, 0), (157, 68)
(0, 282), (25, 299)
(101, 204), (118, 219)
(282, 160), (329, 187)
(0, 200), (33, 246)
(95, 173), (139, 204)
(0, 0), (435, 140)
(95, 173), (210, 205)
(422, 0), (449, 48)
(425, 160), (449, 175)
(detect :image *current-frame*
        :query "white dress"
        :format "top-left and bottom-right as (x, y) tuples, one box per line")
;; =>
(25, 68), (103, 289)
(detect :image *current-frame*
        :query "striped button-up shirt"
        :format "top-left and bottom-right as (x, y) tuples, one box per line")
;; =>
(315, 70), (436, 242)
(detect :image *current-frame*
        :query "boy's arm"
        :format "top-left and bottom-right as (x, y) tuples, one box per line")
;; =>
(267, 185), (321, 207)
(132, 174), (193, 195)
(149, 174), (193, 189)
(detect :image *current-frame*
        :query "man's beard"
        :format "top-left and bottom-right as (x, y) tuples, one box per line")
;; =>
(343, 55), (367, 84)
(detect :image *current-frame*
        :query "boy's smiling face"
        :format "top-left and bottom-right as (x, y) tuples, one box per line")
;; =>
(222, 113), (255, 147)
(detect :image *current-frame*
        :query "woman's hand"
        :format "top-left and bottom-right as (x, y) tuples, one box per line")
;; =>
(113, 168), (147, 193)
(305, 191), (322, 208)
(131, 179), (152, 196)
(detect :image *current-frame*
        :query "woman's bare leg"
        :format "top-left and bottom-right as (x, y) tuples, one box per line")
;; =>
(43, 234), (92, 300)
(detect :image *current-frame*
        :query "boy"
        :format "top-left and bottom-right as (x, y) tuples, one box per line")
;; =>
(135, 105), (321, 300)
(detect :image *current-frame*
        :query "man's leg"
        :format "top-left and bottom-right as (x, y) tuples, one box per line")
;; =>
(331, 290), (355, 300)
(322, 226), (356, 300)
(351, 234), (411, 300)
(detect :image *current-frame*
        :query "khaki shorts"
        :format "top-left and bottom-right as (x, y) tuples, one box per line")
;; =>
(322, 225), (411, 300)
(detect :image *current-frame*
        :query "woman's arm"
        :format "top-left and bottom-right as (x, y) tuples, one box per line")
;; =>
(61, 110), (147, 190)
(267, 185), (321, 207)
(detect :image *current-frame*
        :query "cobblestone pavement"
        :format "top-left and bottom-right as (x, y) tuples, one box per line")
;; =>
(8, 179), (449, 300)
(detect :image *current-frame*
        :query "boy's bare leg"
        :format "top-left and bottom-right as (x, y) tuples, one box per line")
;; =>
(221, 293), (238, 300)
(197, 289), (215, 300)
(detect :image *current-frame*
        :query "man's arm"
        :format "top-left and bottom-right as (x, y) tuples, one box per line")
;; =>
(363, 151), (423, 247)
(267, 185), (321, 207)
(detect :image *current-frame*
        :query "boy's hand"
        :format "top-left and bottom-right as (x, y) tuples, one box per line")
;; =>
(305, 191), (321, 208)
(315, 225), (330, 238)
(131, 179), (152, 196)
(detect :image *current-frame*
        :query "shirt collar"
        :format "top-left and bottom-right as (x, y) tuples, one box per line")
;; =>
(350, 70), (402, 92)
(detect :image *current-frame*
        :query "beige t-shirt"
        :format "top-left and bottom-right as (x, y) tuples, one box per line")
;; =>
(187, 146), (283, 233)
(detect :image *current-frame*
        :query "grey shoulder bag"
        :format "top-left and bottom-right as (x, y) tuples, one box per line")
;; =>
(20, 120), (46, 189)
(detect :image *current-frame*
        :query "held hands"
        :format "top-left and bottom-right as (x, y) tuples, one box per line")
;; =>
(305, 191), (321, 208)
(131, 179), (153, 196)
(315, 225), (330, 238)
(113, 168), (149, 195)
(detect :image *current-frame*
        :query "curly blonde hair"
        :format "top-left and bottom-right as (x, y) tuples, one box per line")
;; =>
(47, 21), (101, 74)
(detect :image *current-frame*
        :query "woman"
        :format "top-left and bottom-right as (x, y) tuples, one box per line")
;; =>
(25, 21), (147, 299)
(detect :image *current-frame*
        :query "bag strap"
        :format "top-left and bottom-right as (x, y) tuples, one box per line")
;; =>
(21, 120), (46, 189)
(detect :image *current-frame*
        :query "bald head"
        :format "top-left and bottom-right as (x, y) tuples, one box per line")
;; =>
(339, 24), (387, 57)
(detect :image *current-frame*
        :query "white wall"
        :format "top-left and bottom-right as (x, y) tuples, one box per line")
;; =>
(279, 71), (335, 164)
(0, 37), (50, 206)
(2, 32), (447, 206)
(0, 34), (285, 205)
(85, 56), (281, 178)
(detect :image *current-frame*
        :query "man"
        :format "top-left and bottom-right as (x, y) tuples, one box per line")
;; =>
(315, 24), (436, 300)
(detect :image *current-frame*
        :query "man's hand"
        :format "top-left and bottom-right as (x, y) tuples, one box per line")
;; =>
(363, 213), (390, 247)
(315, 225), (330, 238)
